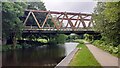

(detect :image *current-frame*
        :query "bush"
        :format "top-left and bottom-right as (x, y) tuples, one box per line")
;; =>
(2, 45), (12, 51)
(112, 47), (118, 54)
(84, 34), (94, 42)
(48, 38), (57, 45)
(92, 40), (119, 56)
(22, 43), (32, 48)
(15, 44), (22, 49)
(92, 40), (103, 46)
(73, 39), (84, 44)
(37, 39), (48, 43)
(2, 43), (34, 51)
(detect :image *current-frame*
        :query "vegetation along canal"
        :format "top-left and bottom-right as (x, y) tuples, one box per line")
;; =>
(2, 42), (78, 68)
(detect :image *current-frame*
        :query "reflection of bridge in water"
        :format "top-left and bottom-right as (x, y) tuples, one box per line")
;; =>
(22, 10), (98, 34)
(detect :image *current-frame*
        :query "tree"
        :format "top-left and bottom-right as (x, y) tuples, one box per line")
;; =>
(2, 2), (27, 48)
(24, 2), (47, 26)
(93, 2), (120, 46)
(56, 34), (68, 44)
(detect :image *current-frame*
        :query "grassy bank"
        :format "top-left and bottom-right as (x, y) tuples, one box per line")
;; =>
(69, 40), (101, 67)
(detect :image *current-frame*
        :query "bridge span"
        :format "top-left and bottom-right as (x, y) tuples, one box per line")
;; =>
(22, 10), (97, 34)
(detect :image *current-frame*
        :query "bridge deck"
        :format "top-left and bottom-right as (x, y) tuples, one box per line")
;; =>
(22, 28), (98, 34)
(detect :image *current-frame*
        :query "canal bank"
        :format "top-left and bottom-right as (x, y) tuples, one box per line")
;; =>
(2, 42), (78, 67)
(55, 43), (79, 68)
(55, 48), (79, 67)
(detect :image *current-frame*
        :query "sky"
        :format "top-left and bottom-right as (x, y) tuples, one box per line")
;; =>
(41, 0), (97, 27)
(42, 0), (97, 13)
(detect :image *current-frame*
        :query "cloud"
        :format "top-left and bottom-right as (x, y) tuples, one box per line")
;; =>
(44, 2), (97, 13)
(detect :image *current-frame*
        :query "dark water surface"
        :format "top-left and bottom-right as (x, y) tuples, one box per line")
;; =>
(2, 42), (78, 68)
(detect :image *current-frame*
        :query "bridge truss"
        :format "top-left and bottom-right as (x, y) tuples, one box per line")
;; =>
(23, 10), (94, 32)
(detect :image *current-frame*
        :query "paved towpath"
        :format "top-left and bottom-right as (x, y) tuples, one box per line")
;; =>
(84, 41), (119, 68)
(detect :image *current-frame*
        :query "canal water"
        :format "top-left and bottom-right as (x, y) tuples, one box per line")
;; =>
(2, 42), (78, 68)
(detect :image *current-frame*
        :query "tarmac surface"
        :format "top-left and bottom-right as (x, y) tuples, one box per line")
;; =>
(84, 41), (119, 68)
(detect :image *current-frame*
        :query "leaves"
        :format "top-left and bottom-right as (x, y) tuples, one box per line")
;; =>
(93, 2), (120, 46)
(2, 2), (27, 39)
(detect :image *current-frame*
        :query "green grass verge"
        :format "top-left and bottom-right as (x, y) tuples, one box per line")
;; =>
(69, 41), (101, 67)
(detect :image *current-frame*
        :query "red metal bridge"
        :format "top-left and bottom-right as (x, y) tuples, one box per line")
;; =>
(23, 10), (96, 34)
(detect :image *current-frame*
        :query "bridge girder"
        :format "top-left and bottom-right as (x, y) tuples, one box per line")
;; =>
(23, 10), (94, 31)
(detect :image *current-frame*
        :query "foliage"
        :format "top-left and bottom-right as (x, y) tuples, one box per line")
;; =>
(2, 43), (33, 51)
(69, 42), (101, 66)
(67, 34), (80, 42)
(22, 43), (32, 49)
(92, 40), (103, 46)
(2, 1), (47, 45)
(2, 2), (27, 39)
(2, 2), (27, 47)
(93, 2), (120, 46)
(93, 40), (118, 57)
(84, 34), (94, 42)
(37, 39), (48, 43)
(2, 44), (22, 51)
(73, 39), (84, 44)
(48, 38), (57, 45)
(56, 34), (68, 44)
(48, 34), (68, 45)
(25, 1), (47, 26)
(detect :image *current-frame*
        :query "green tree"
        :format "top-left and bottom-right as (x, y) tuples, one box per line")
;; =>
(2, 2), (27, 48)
(93, 2), (120, 46)
(56, 34), (68, 44)
(25, 1), (47, 26)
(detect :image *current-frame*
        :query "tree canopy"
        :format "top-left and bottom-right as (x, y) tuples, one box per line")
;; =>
(93, 2), (120, 46)
(2, 2), (27, 39)
(24, 2), (47, 26)
(2, 1), (47, 46)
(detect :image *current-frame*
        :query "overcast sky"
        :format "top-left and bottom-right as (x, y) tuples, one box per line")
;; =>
(41, 0), (97, 27)
(42, 0), (97, 13)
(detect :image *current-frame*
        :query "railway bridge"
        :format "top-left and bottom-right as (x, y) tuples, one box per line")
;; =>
(22, 10), (99, 35)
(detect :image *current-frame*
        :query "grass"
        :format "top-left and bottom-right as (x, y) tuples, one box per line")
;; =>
(69, 41), (101, 67)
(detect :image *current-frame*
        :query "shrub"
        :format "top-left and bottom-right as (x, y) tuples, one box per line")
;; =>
(37, 39), (48, 43)
(22, 43), (32, 48)
(2, 44), (23, 51)
(112, 47), (118, 54)
(2, 45), (12, 51)
(84, 34), (94, 42)
(73, 39), (84, 44)
(15, 44), (22, 49)
(92, 40), (103, 46)
(92, 40), (119, 56)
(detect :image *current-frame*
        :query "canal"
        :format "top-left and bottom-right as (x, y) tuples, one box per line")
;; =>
(2, 42), (78, 68)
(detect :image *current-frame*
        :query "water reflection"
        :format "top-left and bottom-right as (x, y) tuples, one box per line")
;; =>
(2, 42), (78, 68)
(2, 44), (66, 67)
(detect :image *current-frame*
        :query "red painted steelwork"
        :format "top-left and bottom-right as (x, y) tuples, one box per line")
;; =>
(23, 10), (93, 30)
